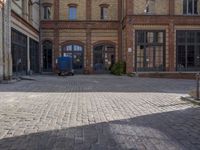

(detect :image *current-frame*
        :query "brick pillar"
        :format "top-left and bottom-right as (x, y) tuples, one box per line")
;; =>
(125, 22), (134, 73)
(118, 28), (122, 62)
(126, 0), (133, 15)
(169, 0), (175, 15)
(53, 29), (59, 72)
(168, 20), (175, 71)
(86, 0), (91, 20)
(85, 0), (92, 74)
(86, 27), (92, 74)
(168, 0), (175, 71)
(3, 0), (12, 80)
(118, 0), (122, 61)
(53, 0), (59, 72)
(125, 0), (134, 73)
(54, 0), (59, 20)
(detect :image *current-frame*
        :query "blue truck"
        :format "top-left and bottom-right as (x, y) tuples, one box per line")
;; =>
(57, 56), (74, 76)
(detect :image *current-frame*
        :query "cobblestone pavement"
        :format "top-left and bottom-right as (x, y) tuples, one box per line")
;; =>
(0, 75), (199, 150)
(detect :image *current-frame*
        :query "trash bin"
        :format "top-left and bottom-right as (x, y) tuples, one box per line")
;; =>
(57, 56), (74, 76)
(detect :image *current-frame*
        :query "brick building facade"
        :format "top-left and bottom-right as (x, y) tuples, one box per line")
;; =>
(0, 0), (39, 81)
(40, 0), (200, 74)
(11, 0), (40, 76)
(0, 0), (200, 80)
(40, 0), (121, 74)
(123, 0), (200, 73)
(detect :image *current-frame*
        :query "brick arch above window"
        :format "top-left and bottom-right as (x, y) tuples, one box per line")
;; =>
(42, 2), (53, 7)
(60, 40), (85, 47)
(68, 3), (78, 7)
(92, 40), (116, 47)
(99, 4), (110, 8)
(42, 39), (53, 44)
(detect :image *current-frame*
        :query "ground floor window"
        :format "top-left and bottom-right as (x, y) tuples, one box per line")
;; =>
(11, 29), (27, 75)
(135, 30), (165, 72)
(176, 30), (200, 71)
(93, 44), (115, 74)
(62, 44), (84, 73)
(43, 41), (52, 72)
(30, 38), (39, 73)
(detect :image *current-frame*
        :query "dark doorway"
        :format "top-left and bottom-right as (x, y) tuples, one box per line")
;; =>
(177, 30), (200, 71)
(11, 29), (27, 75)
(43, 41), (52, 72)
(93, 44), (115, 74)
(30, 38), (39, 73)
(62, 44), (84, 73)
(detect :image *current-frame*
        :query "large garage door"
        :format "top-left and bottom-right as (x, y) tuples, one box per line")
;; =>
(11, 29), (27, 75)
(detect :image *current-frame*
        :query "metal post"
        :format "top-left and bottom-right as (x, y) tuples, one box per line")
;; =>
(196, 73), (200, 100)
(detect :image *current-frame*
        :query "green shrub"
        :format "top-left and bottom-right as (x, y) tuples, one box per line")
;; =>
(111, 61), (126, 76)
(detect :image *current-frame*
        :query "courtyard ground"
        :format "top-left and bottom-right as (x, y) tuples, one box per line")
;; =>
(0, 75), (199, 150)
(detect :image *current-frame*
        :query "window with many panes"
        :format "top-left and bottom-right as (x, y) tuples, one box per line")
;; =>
(136, 31), (165, 72)
(176, 31), (200, 71)
(68, 4), (77, 20)
(183, 0), (199, 15)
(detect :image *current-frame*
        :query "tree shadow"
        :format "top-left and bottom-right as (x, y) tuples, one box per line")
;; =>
(0, 107), (200, 150)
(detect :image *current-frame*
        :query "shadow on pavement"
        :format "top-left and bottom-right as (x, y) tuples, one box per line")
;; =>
(0, 107), (200, 150)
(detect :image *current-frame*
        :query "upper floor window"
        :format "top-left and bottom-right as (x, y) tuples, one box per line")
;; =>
(68, 4), (77, 20)
(144, 0), (155, 14)
(42, 3), (52, 20)
(183, 0), (199, 15)
(100, 4), (109, 20)
(28, 0), (32, 21)
(44, 6), (51, 19)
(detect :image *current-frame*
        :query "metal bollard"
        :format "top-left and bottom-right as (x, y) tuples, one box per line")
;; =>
(196, 73), (200, 100)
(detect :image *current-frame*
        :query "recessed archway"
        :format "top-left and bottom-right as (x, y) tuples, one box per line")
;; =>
(61, 43), (84, 74)
(93, 42), (115, 74)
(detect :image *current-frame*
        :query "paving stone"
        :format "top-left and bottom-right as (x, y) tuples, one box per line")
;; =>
(0, 75), (199, 150)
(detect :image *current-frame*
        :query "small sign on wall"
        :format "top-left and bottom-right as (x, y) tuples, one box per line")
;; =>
(128, 48), (132, 53)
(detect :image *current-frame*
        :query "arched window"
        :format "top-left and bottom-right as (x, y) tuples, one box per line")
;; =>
(93, 43), (115, 73)
(62, 44), (84, 73)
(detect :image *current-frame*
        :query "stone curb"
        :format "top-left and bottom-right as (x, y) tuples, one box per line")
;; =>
(181, 96), (200, 105)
